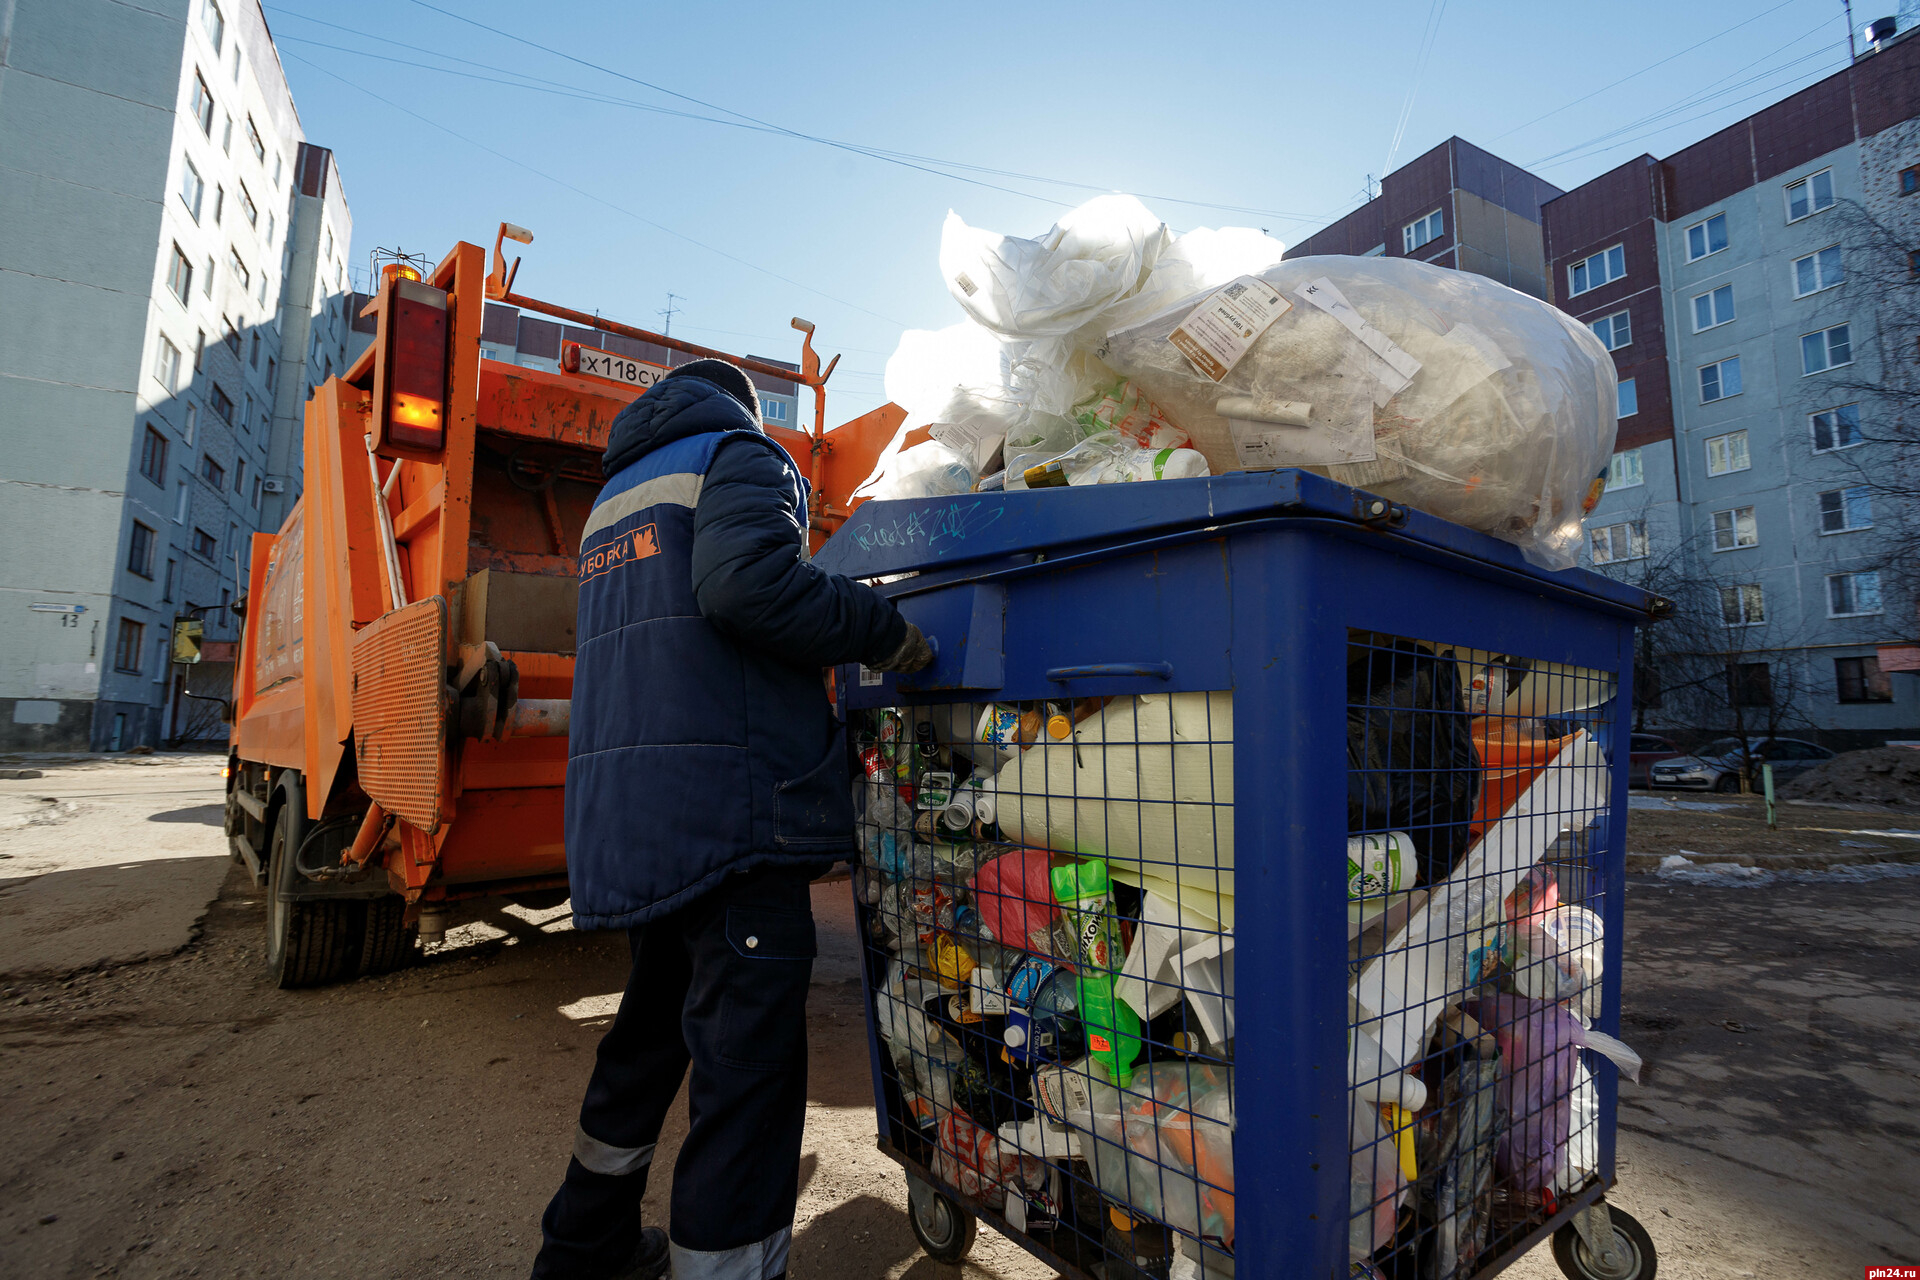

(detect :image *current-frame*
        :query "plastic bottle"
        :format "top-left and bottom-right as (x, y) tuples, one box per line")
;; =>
(1020, 431), (1211, 489)
(1050, 859), (1142, 1086)
(1003, 962), (1085, 1067)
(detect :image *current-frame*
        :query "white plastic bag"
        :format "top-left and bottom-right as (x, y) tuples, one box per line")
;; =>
(1102, 256), (1619, 569)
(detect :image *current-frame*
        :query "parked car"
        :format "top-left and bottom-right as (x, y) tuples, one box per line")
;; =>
(1627, 733), (1683, 787)
(1648, 737), (1835, 792)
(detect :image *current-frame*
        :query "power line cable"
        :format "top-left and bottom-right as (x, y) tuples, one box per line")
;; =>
(343, 0), (1337, 226)
(278, 51), (912, 328)
(1485, 0), (1806, 143)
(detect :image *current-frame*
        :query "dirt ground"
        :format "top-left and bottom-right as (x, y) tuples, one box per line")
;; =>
(3, 759), (1918, 1279)
(1623, 791), (1920, 871)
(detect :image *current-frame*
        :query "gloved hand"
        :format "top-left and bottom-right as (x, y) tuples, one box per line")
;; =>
(870, 624), (935, 674)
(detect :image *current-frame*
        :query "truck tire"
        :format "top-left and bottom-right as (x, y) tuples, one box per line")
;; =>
(356, 894), (417, 977)
(265, 794), (362, 989)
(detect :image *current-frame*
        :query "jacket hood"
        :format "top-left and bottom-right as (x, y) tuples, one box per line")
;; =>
(603, 374), (761, 477)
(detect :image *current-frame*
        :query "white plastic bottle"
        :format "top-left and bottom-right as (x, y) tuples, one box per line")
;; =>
(1020, 431), (1211, 488)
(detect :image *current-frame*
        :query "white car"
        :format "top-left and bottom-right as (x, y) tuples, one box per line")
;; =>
(1648, 737), (1834, 792)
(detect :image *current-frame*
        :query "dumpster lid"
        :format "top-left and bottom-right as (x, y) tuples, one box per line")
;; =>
(814, 470), (1660, 619)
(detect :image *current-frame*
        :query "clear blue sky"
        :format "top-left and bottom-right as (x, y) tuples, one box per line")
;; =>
(264, 0), (1862, 422)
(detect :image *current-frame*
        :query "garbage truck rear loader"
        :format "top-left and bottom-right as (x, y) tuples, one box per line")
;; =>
(224, 233), (891, 986)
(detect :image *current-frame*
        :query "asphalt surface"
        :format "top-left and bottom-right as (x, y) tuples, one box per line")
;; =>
(1, 757), (1915, 1279)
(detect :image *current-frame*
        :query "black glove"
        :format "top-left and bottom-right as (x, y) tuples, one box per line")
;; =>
(870, 624), (935, 674)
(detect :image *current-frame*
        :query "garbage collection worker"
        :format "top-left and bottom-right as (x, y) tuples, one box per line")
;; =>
(532, 358), (932, 1280)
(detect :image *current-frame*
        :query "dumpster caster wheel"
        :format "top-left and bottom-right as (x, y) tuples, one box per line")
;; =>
(1553, 1204), (1656, 1280)
(907, 1175), (976, 1263)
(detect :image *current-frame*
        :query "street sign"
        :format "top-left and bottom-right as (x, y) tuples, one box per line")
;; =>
(29, 602), (87, 614)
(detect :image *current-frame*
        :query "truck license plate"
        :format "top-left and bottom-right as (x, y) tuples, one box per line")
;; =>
(573, 346), (666, 390)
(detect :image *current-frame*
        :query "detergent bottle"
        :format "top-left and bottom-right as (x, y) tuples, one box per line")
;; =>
(1050, 858), (1142, 1086)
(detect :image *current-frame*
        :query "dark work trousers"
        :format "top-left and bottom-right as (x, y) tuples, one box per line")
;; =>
(531, 866), (818, 1280)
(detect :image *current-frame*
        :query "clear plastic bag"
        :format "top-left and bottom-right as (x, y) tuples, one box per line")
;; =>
(1017, 431), (1211, 489)
(1102, 256), (1618, 569)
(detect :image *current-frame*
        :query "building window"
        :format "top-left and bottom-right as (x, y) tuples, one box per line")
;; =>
(1720, 583), (1766, 626)
(1785, 168), (1834, 222)
(184, 402), (197, 445)
(227, 250), (249, 292)
(1909, 249), (1920, 278)
(249, 332), (261, 368)
(202, 0), (224, 50)
(213, 184), (224, 223)
(1828, 571), (1882, 617)
(1818, 485), (1872, 533)
(761, 397), (791, 423)
(1836, 656), (1893, 703)
(238, 181), (257, 229)
(191, 527), (218, 561)
(190, 72), (214, 134)
(209, 384), (234, 425)
(199, 454), (226, 490)
(127, 521), (155, 578)
(140, 425), (169, 487)
(1616, 377), (1638, 418)
(1711, 506), (1757, 550)
(1901, 165), (1920, 196)
(1568, 244), (1626, 296)
(1691, 284), (1735, 331)
(223, 317), (241, 356)
(180, 158), (204, 221)
(265, 212), (276, 247)
(1588, 310), (1631, 350)
(1792, 246), (1844, 297)
(1699, 356), (1742, 403)
(1606, 447), (1644, 490)
(244, 114), (265, 163)
(241, 392), (252, 433)
(203, 254), (215, 296)
(251, 476), (263, 509)
(257, 271), (269, 305)
(163, 558), (177, 602)
(1706, 430), (1750, 476)
(114, 618), (146, 674)
(1727, 662), (1772, 707)
(1685, 212), (1728, 261)
(1589, 520), (1647, 564)
(166, 245), (192, 303)
(221, 113), (232, 155)
(174, 480), (190, 523)
(1801, 323), (1852, 374)
(1403, 209), (1444, 253)
(266, 357), (277, 391)
(1811, 404), (1863, 452)
(155, 336), (182, 392)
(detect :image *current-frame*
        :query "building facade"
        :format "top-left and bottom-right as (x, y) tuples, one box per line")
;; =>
(1547, 27), (1920, 746)
(0, 0), (352, 750)
(476, 302), (803, 425)
(1288, 136), (1565, 299)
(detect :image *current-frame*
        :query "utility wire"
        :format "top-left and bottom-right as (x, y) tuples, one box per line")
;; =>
(279, 51), (911, 328)
(304, 0), (1335, 226)
(1485, 0), (1806, 144)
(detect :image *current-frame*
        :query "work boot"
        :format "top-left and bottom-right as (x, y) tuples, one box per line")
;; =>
(610, 1227), (670, 1280)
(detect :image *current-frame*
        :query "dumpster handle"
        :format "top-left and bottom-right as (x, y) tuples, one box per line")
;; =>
(1046, 662), (1172, 682)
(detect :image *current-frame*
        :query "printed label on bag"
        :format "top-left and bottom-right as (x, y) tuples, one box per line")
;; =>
(1294, 277), (1422, 404)
(952, 271), (979, 297)
(858, 664), (884, 687)
(1169, 276), (1292, 381)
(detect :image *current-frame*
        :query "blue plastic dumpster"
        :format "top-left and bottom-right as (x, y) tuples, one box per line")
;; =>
(817, 469), (1661, 1280)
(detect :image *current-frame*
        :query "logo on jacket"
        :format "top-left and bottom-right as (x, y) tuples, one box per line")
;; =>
(582, 523), (660, 581)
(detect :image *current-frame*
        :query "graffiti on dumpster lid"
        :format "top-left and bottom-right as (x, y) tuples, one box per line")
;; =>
(846, 499), (1005, 558)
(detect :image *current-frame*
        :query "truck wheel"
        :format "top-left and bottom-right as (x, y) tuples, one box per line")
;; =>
(266, 798), (362, 989)
(356, 894), (417, 976)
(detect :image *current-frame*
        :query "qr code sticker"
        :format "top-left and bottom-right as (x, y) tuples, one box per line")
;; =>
(1224, 281), (1247, 300)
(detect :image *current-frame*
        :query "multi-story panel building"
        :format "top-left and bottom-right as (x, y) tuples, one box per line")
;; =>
(1547, 27), (1920, 746)
(0, 0), (352, 750)
(476, 302), (803, 424)
(1289, 136), (1565, 299)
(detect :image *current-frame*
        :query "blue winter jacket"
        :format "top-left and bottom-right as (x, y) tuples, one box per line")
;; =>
(565, 376), (907, 930)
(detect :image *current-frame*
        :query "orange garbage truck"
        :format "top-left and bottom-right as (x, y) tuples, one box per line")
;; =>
(223, 228), (902, 986)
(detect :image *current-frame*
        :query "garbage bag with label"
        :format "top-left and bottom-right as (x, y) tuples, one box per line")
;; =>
(1100, 256), (1618, 569)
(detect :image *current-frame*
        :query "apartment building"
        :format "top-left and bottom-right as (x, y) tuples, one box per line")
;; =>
(476, 302), (803, 426)
(0, 0), (353, 750)
(1548, 26), (1920, 745)
(1288, 136), (1565, 299)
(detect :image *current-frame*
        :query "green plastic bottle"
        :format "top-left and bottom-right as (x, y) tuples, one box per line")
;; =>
(1050, 859), (1142, 1087)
